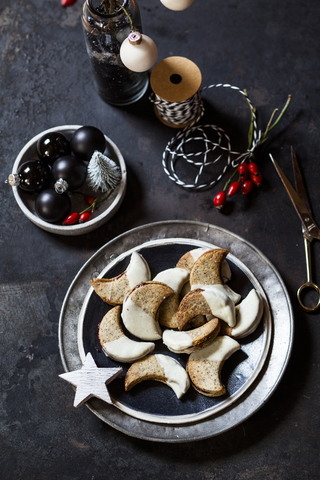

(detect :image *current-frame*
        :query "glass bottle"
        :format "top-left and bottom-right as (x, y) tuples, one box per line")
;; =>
(82, 0), (149, 106)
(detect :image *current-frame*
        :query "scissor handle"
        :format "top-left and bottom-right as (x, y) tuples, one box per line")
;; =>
(296, 235), (320, 312)
(297, 282), (320, 312)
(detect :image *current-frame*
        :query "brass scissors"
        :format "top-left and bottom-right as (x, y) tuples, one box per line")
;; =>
(270, 148), (320, 312)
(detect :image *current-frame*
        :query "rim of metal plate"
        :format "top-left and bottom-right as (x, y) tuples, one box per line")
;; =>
(58, 220), (294, 443)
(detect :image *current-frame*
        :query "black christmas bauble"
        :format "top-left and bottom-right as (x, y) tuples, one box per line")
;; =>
(37, 132), (71, 165)
(70, 126), (107, 161)
(8, 160), (51, 193)
(51, 155), (87, 192)
(35, 189), (71, 223)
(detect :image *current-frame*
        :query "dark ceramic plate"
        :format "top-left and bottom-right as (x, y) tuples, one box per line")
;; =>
(78, 238), (271, 424)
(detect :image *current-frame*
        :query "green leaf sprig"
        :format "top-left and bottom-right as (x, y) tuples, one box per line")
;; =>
(102, 0), (135, 30)
(221, 94), (292, 193)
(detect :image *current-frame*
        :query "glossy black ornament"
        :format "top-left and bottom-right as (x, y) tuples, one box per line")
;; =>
(37, 132), (71, 165)
(70, 126), (106, 161)
(51, 155), (87, 193)
(35, 188), (71, 223)
(8, 160), (51, 193)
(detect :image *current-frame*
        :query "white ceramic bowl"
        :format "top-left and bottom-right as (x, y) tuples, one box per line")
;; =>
(10, 125), (127, 236)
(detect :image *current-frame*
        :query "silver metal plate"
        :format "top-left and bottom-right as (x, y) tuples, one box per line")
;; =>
(58, 221), (294, 442)
(77, 237), (271, 425)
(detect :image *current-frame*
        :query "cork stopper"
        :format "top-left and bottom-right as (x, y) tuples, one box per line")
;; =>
(128, 31), (142, 45)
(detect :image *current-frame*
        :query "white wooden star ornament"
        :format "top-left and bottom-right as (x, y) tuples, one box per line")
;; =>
(59, 352), (123, 407)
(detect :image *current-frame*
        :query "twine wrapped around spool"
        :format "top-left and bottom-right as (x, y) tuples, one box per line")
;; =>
(150, 56), (203, 128)
(150, 56), (261, 190)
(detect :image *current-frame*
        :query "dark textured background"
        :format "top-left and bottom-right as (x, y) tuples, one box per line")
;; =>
(1, 0), (320, 478)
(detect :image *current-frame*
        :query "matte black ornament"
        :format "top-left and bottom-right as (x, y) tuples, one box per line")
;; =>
(35, 188), (71, 223)
(51, 155), (87, 193)
(37, 132), (71, 165)
(8, 160), (51, 193)
(70, 126), (106, 161)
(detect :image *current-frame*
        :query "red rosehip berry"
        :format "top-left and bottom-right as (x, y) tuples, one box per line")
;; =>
(84, 195), (96, 206)
(240, 171), (250, 182)
(63, 212), (80, 225)
(238, 163), (248, 175)
(248, 162), (259, 174)
(79, 211), (92, 223)
(61, 0), (78, 6)
(227, 181), (241, 197)
(241, 179), (254, 195)
(213, 191), (226, 209)
(251, 172), (263, 186)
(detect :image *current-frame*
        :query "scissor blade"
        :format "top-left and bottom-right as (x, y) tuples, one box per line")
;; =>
(269, 154), (320, 241)
(291, 147), (313, 214)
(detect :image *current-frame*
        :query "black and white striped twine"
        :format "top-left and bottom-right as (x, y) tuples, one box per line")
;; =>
(150, 83), (262, 190)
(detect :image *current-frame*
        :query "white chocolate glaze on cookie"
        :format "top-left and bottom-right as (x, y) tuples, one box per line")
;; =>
(153, 268), (190, 329)
(103, 336), (155, 363)
(192, 283), (241, 304)
(201, 287), (236, 327)
(126, 251), (151, 289)
(124, 354), (190, 399)
(121, 281), (173, 341)
(162, 329), (193, 352)
(155, 354), (190, 398)
(232, 289), (264, 338)
(190, 247), (209, 262)
(98, 306), (155, 362)
(163, 317), (221, 354)
(122, 297), (163, 340)
(90, 252), (151, 305)
(186, 336), (241, 397)
(153, 267), (189, 293)
(190, 335), (240, 362)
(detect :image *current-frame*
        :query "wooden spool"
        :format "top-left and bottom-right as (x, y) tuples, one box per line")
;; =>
(150, 56), (202, 128)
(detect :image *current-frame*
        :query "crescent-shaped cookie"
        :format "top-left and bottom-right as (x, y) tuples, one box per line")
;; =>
(177, 247), (232, 282)
(176, 247), (209, 271)
(188, 314), (208, 328)
(163, 317), (221, 354)
(90, 251), (151, 305)
(219, 289), (264, 339)
(190, 248), (229, 288)
(124, 354), (190, 399)
(176, 288), (212, 330)
(98, 306), (155, 363)
(186, 336), (241, 396)
(121, 281), (174, 340)
(176, 286), (236, 331)
(156, 292), (180, 329)
(153, 267), (190, 329)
